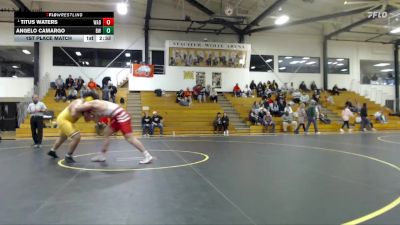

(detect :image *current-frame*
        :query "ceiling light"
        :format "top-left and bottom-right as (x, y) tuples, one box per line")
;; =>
(279, 67), (286, 70)
(332, 62), (337, 65)
(85, 61), (89, 65)
(341, 69), (348, 72)
(250, 66), (256, 69)
(306, 61), (316, 65)
(337, 63), (344, 66)
(390, 27), (400, 33)
(327, 62), (332, 64)
(374, 63), (390, 67)
(275, 15), (290, 25)
(12, 75), (18, 78)
(12, 65), (19, 68)
(75, 51), (82, 56)
(125, 52), (131, 57)
(278, 60), (283, 63)
(336, 58), (344, 61)
(381, 69), (394, 72)
(299, 60), (306, 63)
(284, 56), (292, 59)
(265, 59), (272, 63)
(126, 62), (131, 66)
(117, 2), (128, 15)
(22, 49), (31, 55)
(290, 61), (299, 64)
(303, 57), (310, 60)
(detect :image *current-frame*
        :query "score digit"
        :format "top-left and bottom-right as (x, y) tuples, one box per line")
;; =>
(102, 18), (114, 26)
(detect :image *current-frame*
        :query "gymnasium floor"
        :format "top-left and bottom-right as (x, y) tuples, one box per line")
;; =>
(1, 133), (400, 225)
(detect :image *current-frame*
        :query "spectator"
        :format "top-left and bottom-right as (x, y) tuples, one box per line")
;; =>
(88, 78), (97, 92)
(310, 81), (318, 91)
(184, 87), (193, 103)
(292, 90), (301, 104)
(55, 75), (64, 89)
(54, 86), (66, 102)
(250, 80), (257, 93)
(263, 111), (275, 133)
(374, 110), (387, 124)
(198, 85), (206, 103)
(341, 105), (354, 133)
(312, 90), (320, 103)
(109, 83), (118, 103)
(243, 84), (252, 97)
(277, 99), (286, 116)
(271, 80), (279, 91)
(177, 96), (191, 106)
(210, 88), (218, 103)
(214, 112), (224, 134)
(325, 94), (335, 106)
(205, 85), (211, 100)
(294, 103), (307, 134)
(80, 85), (90, 98)
(222, 112), (229, 136)
(281, 82), (289, 93)
(256, 82), (263, 97)
(192, 84), (201, 101)
(319, 113), (331, 124)
(284, 104), (293, 115)
(142, 112), (152, 136)
(299, 81), (309, 92)
(67, 88), (78, 101)
(288, 82), (295, 93)
(300, 92), (310, 104)
(102, 85), (110, 101)
(331, 84), (340, 95)
(65, 74), (74, 89)
(233, 83), (242, 97)
(152, 111), (164, 135)
(76, 76), (85, 91)
(305, 100), (320, 134)
(249, 110), (258, 125)
(282, 111), (297, 132)
(102, 76), (111, 89)
(270, 100), (280, 116)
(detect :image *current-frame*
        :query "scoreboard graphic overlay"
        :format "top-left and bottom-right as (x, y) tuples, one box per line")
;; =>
(14, 12), (114, 42)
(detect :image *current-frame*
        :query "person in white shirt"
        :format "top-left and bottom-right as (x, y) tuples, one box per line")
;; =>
(27, 95), (47, 148)
(243, 84), (252, 97)
(55, 75), (64, 89)
(374, 110), (387, 123)
(341, 106), (354, 133)
(292, 90), (301, 104)
(300, 92), (310, 104)
(67, 88), (78, 101)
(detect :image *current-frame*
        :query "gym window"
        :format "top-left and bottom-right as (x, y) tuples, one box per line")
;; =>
(360, 60), (394, 85)
(328, 58), (349, 74)
(249, 55), (274, 72)
(151, 50), (165, 74)
(53, 47), (142, 68)
(278, 56), (320, 73)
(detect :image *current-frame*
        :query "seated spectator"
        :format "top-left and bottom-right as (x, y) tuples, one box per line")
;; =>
(109, 83), (117, 103)
(292, 90), (301, 104)
(270, 100), (280, 116)
(177, 96), (191, 106)
(310, 81), (318, 91)
(54, 86), (66, 102)
(192, 84), (201, 100)
(319, 113), (331, 124)
(312, 90), (320, 103)
(198, 85), (206, 103)
(299, 81), (309, 92)
(278, 99), (286, 116)
(256, 82), (263, 97)
(331, 84), (340, 95)
(102, 86), (110, 101)
(263, 111), (275, 133)
(325, 94), (335, 105)
(243, 84), (252, 97)
(67, 88), (78, 101)
(210, 88), (218, 103)
(88, 78), (98, 92)
(249, 110), (258, 125)
(258, 108), (267, 125)
(205, 85), (211, 99)
(80, 85), (90, 98)
(272, 80), (279, 91)
(142, 112), (152, 136)
(184, 87), (192, 99)
(281, 82), (289, 93)
(288, 82), (295, 93)
(300, 92), (310, 104)
(222, 112), (229, 136)
(214, 112), (224, 134)
(233, 83), (242, 97)
(282, 111), (298, 132)
(294, 103), (307, 134)
(152, 111), (164, 135)
(65, 74), (74, 89)
(55, 75), (64, 89)
(284, 104), (293, 115)
(76, 76), (85, 91)
(95, 117), (109, 136)
(374, 110), (387, 123)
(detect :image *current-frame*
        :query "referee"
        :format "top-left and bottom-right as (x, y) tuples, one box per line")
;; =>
(27, 95), (47, 148)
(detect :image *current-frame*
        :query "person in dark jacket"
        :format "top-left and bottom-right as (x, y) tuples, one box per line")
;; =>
(141, 112), (152, 136)
(305, 100), (320, 134)
(109, 83), (118, 103)
(214, 112), (224, 134)
(102, 76), (111, 89)
(360, 103), (376, 131)
(222, 112), (229, 136)
(250, 80), (257, 93)
(65, 74), (74, 89)
(54, 86), (67, 102)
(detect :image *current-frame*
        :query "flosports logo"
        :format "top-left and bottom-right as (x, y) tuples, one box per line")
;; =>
(367, 11), (388, 19)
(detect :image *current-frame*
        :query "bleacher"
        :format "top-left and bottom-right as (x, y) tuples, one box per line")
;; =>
(140, 91), (234, 135)
(16, 88), (129, 138)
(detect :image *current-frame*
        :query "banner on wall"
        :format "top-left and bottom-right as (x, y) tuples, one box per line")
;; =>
(167, 40), (251, 68)
(133, 64), (154, 77)
(212, 72), (222, 88)
(195, 72), (206, 86)
(183, 71), (194, 80)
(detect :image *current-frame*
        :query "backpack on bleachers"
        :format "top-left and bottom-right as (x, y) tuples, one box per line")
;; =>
(155, 89), (162, 97)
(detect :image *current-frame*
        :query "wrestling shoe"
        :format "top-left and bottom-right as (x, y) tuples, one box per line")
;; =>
(139, 154), (153, 164)
(340, 129), (344, 133)
(65, 155), (76, 163)
(91, 154), (106, 162)
(47, 150), (59, 158)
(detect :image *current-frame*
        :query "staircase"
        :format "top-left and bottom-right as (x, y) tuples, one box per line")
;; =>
(127, 92), (142, 134)
(219, 94), (250, 133)
(319, 105), (342, 124)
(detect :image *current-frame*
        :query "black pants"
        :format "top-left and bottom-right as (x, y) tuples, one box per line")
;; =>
(30, 116), (44, 145)
(341, 121), (350, 129)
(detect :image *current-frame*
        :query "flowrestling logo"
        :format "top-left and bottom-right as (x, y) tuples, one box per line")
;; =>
(367, 11), (388, 19)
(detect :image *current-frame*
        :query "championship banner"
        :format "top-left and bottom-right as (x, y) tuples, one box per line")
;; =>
(167, 40), (250, 68)
(133, 64), (154, 77)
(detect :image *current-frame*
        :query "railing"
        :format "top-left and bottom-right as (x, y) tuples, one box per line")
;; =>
(349, 79), (391, 106)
